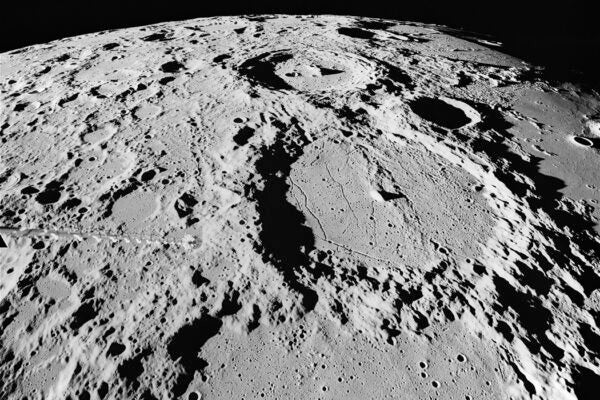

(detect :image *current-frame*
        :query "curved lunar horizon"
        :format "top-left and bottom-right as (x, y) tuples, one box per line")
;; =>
(1, 14), (599, 400)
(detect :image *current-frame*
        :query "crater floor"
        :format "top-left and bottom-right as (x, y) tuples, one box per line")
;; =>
(1, 14), (600, 400)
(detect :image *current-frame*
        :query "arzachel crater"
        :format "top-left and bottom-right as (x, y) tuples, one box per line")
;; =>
(1, 15), (600, 400)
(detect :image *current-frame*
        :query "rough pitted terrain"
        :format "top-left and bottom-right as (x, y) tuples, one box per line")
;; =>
(1, 15), (600, 400)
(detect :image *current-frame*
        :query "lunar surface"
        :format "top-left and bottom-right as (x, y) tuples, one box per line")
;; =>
(1, 15), (600, 400)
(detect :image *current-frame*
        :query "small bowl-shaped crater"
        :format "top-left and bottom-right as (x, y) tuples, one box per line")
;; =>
(572, 136), (593, 147)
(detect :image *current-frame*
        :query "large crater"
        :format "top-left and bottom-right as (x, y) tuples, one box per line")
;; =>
(289, 137), (494, 266)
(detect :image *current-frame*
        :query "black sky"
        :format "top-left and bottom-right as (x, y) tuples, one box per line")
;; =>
(2, 1), (599, 89)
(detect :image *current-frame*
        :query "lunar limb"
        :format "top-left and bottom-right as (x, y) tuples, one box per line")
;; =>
(1, 15), (599, 400)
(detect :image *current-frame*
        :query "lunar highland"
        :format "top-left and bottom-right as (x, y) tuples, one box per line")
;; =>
(1, 15), (599, 400)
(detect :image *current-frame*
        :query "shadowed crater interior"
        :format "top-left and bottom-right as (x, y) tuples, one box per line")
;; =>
(409, 97), (472, 129)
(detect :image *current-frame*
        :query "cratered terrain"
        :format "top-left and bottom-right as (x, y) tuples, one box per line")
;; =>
(1, 14), (600, 400)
